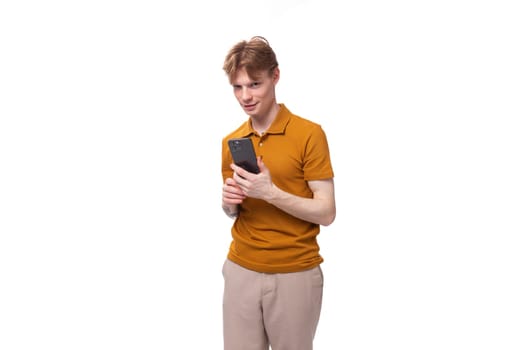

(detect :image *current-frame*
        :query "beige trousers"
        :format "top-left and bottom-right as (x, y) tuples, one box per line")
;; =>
(222, 259), (323, 350)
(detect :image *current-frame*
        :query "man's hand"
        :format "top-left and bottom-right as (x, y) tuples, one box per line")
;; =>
(231, 157), (275, 201)
(222, 177), (246, 205)
(222, 177), (245, 218)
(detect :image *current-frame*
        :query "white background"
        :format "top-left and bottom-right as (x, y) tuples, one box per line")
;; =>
(1, 0), (524, 349)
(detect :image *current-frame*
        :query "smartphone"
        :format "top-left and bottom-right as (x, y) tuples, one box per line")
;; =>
(228, 137), (260, 174)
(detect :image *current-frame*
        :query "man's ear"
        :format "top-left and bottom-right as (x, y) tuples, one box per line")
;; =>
(272, 67), (280, 84)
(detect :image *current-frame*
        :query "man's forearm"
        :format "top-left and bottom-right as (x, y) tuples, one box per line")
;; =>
(222, 204), (239, 219)
(265, 181), (336, 226)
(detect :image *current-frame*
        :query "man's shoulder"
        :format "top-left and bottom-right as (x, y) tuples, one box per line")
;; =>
(287, 113), (324, 137)
(281, 105), (319, 127)
(290, 113), (320, 127)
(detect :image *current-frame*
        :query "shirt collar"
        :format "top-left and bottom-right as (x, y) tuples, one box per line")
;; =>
(238, 103), (291, 137)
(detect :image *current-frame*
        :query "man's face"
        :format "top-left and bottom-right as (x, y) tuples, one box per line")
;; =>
(231, 67), (279, 119)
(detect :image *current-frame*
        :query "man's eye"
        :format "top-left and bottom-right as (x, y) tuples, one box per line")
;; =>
(250, 82), (260, 88)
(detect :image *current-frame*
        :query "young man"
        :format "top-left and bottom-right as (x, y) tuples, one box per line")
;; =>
(221, 36), (336, 350)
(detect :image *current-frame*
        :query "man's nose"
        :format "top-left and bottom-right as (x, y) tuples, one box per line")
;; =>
(241, 87), (252, 100)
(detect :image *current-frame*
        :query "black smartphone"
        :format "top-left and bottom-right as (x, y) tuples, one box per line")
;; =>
(228, 137), (260, 174)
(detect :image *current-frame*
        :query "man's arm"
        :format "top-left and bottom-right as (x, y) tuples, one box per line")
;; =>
(230, 160), (336, 226)
(266, 178), (336, 226)
(222, 204), (239, 218)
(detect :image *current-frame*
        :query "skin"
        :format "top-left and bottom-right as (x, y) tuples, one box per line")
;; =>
(222, 67), (336, 226)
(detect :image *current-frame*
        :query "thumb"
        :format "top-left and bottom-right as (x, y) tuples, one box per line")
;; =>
(257, 156), (266, 173)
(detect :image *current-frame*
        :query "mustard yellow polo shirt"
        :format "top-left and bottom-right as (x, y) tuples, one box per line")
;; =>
(221, 104), (334, 273)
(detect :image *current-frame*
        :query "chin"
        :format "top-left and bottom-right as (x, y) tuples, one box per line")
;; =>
(243, 108), (258, 117)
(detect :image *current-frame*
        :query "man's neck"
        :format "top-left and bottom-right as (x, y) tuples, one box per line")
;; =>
(251, 103), (281, 135)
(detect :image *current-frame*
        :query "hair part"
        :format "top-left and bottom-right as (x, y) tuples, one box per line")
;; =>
(223, 36), (279, 83)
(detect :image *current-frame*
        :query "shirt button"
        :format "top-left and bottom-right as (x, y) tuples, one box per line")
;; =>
(259, 142), (263, 147)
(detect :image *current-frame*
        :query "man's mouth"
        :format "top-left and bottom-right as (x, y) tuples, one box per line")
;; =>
(243, 103), (257, 110)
